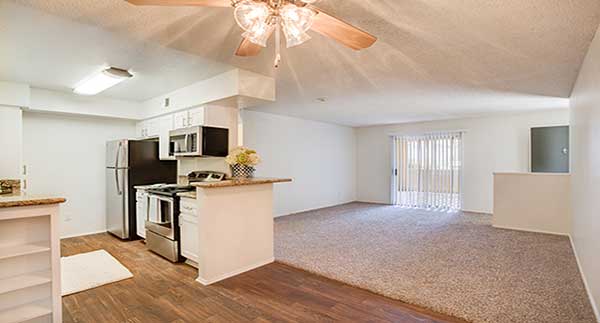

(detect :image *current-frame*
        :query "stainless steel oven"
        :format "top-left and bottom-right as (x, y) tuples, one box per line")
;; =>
(145, 191), (183, 262)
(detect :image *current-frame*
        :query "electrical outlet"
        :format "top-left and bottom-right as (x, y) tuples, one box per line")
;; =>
(164, 97), (170, 108)
(63, 213), (72, 222)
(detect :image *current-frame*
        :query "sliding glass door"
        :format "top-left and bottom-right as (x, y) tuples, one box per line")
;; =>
(394, 132), (463, 210)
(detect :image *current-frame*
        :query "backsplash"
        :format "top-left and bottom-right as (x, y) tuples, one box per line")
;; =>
(0, 179), (21, 195)
(178, 157), (230, 180)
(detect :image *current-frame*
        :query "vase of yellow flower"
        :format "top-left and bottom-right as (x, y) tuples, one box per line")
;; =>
(225, 147), (261, 179)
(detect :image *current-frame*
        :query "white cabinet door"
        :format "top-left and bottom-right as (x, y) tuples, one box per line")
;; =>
(188, 107), (205, 127)
(158, 115), (175, 160)
(146, 118), (160, 138)
(173, 111), (189, 129)
(136, 121), (147, 138)
(180, 213), (198, 262)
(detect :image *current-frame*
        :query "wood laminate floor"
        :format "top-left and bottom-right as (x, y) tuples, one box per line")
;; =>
(61, 233), (464, 323)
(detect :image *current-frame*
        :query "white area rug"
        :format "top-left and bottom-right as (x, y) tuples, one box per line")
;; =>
(61, 249), (133, 296)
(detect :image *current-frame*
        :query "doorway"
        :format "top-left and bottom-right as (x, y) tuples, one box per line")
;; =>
(392, 132), (464, 210)
(530, 126), (569, 173)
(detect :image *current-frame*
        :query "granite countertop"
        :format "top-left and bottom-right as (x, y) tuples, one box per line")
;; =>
(0, 193), (66, 208)
(191, 178), (292, 189)
(177, 191), (197, 199)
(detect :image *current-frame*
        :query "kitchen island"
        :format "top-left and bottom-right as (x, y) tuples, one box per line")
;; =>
(0, 194), (65, 323)
(189, 178), (291, 285)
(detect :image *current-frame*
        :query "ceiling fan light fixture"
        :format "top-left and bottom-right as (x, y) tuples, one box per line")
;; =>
(280, 4), (315, 48)
(243, 22), (274, 47)
(280, 4), (314, 32)
(233, 1), (269, 32)
(282, 24), (311, 48)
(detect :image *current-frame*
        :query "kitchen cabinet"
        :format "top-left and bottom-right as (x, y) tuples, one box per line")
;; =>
(179, 197), (198, 263)
(158, 115), (175, 160)
(188, 107), (205, 127)
(137, 118), (160, 139)
(0, 198), (65, 323)
(136, 105), (238, 160)
(173, 111), (189, 129)
(173, 107), (205, 129)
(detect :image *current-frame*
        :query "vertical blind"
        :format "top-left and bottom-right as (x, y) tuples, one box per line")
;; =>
(396, 132), (463, 210)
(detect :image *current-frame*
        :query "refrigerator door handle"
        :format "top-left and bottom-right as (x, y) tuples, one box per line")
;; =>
(115, 141), (122, 168)
(115, 169), (122, 195)
(115, 141), (123, 195)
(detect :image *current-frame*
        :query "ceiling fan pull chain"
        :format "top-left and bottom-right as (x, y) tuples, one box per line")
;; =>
(274, 18), (282, 68)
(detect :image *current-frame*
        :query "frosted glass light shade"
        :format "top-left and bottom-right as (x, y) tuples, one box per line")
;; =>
(234, 1), (269, 31)
(280, 4), (315, 48)
(243, 22), (274, 47)
(280, 4), (314, 33)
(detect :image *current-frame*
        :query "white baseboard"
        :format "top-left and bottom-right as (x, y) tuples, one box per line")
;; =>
(195, 257), (274, 286)
(60, 229), (107, 239)
(355, 200), (389, 205)
(461, 208), (492, 215)
(569, 236), (600, 322)
(492, 224), (569, 236)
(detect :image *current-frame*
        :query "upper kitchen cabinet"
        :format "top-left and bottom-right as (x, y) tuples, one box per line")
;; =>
(158, 115), (175, 160)
(136, 118), (160, 139)
(188, 107), (205, 127)
(136, 105), (238, 160)
(173, 107), (205, 129)
(173, 111), (187, 129)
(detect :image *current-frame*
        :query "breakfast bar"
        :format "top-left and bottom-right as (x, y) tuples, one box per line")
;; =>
(190, 178), (291, 285)
(0, 194), (66, 323)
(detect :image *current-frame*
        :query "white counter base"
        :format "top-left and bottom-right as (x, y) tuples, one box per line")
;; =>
(195, 183), (275, 284)
(493, 172), (571, 235)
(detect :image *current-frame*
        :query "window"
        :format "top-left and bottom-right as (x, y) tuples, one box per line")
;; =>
(394, 132), (463, 210)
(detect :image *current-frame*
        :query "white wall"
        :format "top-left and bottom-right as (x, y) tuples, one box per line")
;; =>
(22, 112), (136, 238)
(569, 24), (600, 318)
(0, 82), (30, 107)
(0, 106), (23, 179)
(493, 173), (571, 235)
(30, 88), (142, 120)
(242, 111), (357, 216)
(356, 109), (569, 213)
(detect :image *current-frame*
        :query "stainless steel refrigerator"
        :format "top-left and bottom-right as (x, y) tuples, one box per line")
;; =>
(106, 139), (177, 240)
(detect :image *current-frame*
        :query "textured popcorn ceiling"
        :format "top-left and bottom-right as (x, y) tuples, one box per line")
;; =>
(3, 0), (600, 126)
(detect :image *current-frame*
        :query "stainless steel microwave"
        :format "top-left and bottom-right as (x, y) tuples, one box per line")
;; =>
(169, 126), (229, 157)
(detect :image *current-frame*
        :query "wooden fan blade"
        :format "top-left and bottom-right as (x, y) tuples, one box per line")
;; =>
(235, 27), (273, 56)
(235, 38), (263, 56)
(310, 8), (377, 50)
(126, 0), (232, 7)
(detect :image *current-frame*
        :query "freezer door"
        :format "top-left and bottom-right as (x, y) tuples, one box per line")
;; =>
(106, 139), (129, 168)
(106, 168), (129, 239)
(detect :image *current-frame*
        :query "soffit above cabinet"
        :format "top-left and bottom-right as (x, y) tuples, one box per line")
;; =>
(141, 69), (275, 120)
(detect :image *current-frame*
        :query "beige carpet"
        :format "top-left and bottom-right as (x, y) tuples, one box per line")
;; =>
(274, 203), (595, 323)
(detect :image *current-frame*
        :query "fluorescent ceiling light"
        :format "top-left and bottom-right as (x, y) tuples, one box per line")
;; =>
(73, 67), (133, 95)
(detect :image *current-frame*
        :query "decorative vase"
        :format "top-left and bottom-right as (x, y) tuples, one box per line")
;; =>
(231, 164), (255, 179)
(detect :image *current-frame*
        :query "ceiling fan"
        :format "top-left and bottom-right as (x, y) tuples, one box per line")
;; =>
(126, 0), (377, 67)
